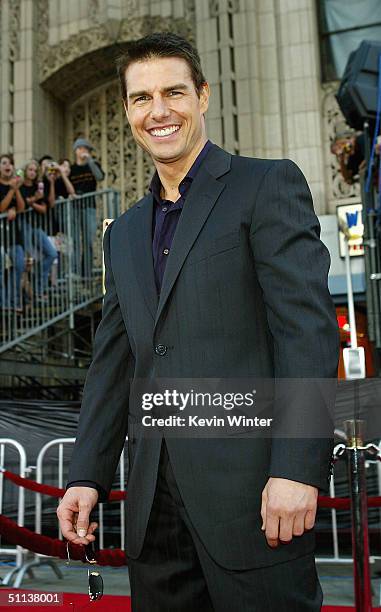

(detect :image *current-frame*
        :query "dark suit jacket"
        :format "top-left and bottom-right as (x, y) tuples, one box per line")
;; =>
(68, 144), (339, 570)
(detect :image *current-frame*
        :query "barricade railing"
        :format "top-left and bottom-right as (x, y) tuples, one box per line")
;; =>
(0, 435), (127, 587)
(0, 189), (120, 354)
(315, 438), (381, 566)
(35, 437), (127, 552)
(2, 434), (381, 587)
(0, 439), (27, 568)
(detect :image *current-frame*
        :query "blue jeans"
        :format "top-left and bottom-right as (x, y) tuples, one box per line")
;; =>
(0, 245), (25, 309)
(24, 225), (57, 293)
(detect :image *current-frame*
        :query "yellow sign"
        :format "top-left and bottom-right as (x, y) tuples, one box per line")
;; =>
(102, 219), (114, 295)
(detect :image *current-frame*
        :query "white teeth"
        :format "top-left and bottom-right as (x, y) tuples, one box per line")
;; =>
(150, 125), (180, 137)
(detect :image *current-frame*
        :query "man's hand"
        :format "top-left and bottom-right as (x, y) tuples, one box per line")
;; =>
(261, 477), (318, 548)
(57, 487), (99, 545)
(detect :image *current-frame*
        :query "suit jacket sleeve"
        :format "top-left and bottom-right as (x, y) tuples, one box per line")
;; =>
(249, 159), (339, 492)
(67, 222), (131, 500)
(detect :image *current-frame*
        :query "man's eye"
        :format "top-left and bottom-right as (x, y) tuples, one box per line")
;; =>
(168, 91), (182, 96)
(135, 96), (150, 103)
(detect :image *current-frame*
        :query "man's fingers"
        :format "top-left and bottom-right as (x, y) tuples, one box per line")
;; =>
(292, 513), (305, 537)
(304, 507), (316, 531)
(76, 504), (91, 538)
(60, 518), (78, 541)
(278, 514), (293, 543)
(67, 532), (96, 546)
(264, 512), (280, 548)
(261, 490), (267, 530)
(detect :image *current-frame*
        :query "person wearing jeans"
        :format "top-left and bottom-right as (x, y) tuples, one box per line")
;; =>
(69, 138), (104, 278)
(0, 244), (25, 311)
(20, 160), (57, 299)
(0, 153), (25, 312)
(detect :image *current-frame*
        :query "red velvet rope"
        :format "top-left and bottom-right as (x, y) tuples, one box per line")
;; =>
(1, 470), (126, 501)
(0, 514), (127, 566)
(3, 468), (381, 510)
(318, 495), (381, 510)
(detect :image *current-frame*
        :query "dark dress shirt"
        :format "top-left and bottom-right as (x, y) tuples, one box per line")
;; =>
(150, 140), (213, 292)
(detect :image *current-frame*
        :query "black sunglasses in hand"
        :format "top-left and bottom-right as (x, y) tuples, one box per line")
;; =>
(66, 540), (104, 601)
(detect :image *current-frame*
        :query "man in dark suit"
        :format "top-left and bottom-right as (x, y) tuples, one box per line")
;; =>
(57, 33), (339, 611)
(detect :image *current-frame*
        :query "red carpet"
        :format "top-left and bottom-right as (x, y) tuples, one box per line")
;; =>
(1, 592), (379, 611)
(0, 590), (131, 610)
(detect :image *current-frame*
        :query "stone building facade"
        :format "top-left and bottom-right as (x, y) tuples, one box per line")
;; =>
(0, 0), (359, 213)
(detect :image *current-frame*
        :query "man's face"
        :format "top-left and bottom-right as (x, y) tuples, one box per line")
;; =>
(76, 146), (90, 158)
(0, 156), (13, 180)
(124, 56), (209, 164)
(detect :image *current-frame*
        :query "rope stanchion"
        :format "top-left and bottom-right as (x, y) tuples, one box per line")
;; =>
(1, 469), (126, 501)
(0, 514), (127, 567)
(318, 495), (381, 510)
(4, 466), (381, 509)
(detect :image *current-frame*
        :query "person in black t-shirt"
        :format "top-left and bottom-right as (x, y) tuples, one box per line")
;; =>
(39, 155), (75, 236)
(0, 153), (25, 311)
(20, 160), (58, 299)
(70, 138), (105, 276)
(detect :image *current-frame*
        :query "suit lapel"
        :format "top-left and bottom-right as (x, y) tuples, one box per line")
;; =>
(127, 193), (158, 320)
(154, 146), (231, 329)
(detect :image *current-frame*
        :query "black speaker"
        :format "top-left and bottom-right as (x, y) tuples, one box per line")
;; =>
(336, 40), (381, 130)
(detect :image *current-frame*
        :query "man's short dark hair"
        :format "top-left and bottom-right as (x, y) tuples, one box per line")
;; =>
(116, 32), (206, 102)
(0, 153), (14, 165)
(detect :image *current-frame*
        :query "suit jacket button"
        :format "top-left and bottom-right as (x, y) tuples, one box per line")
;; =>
(155, 344), (168, 356)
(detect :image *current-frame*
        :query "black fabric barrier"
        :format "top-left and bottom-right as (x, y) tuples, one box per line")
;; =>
(1, 379), (381, 555)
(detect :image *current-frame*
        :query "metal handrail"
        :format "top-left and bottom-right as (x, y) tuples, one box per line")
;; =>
(0, 189), (120, 354)
(0, 439), (27, 567)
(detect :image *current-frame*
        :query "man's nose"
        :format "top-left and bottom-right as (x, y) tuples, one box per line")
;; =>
(150, 96), (170, 121)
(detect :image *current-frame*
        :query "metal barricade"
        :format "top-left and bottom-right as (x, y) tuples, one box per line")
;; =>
(315, 439), (381, 566)
(315, 469), (353, 565)
(0, 439), (27, 568)
(2, 436), (127, 588)
(35, 437), (127, 550)
(0, 189), (120, 354)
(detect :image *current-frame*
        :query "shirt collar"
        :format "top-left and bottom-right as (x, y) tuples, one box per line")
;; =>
(149, 140), (213, 204)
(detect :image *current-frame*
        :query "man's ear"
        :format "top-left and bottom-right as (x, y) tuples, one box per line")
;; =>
(122, 99), (129, 122)
(199, 82), (210, 115)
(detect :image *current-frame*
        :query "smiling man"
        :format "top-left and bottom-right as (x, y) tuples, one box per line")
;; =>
(57, 33), (339, 611)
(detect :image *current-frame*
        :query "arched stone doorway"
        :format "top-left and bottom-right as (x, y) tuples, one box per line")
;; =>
(65, 80), (154, 212)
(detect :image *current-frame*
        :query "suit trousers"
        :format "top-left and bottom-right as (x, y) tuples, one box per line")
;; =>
(127, 442), (323, 612)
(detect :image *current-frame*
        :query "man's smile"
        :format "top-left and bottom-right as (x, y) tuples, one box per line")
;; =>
(147, 125), (181, 139)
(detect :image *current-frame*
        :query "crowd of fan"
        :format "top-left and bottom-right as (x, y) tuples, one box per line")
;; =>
(0, 138), (105, 313)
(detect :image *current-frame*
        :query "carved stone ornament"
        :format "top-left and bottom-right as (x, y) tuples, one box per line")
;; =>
(36, 0), (196, 211)
(321, 81), (360, 210)
(209, 0), (240, 18)
(69, 82), (154, 213)
(8, 0), (21, 61)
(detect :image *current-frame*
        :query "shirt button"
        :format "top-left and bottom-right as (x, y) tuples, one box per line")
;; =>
(163, 248), (169, 255)
(162, 207), (168, 212)
(155, 344), (168, 356)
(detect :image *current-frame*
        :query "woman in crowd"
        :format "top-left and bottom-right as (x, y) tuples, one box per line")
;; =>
(39, 156), (75, 235)
(0, 153), (25, 312)
(20, 159), (57, 300)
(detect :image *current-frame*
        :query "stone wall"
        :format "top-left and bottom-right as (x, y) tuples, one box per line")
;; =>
(0, 0), (359, 213)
